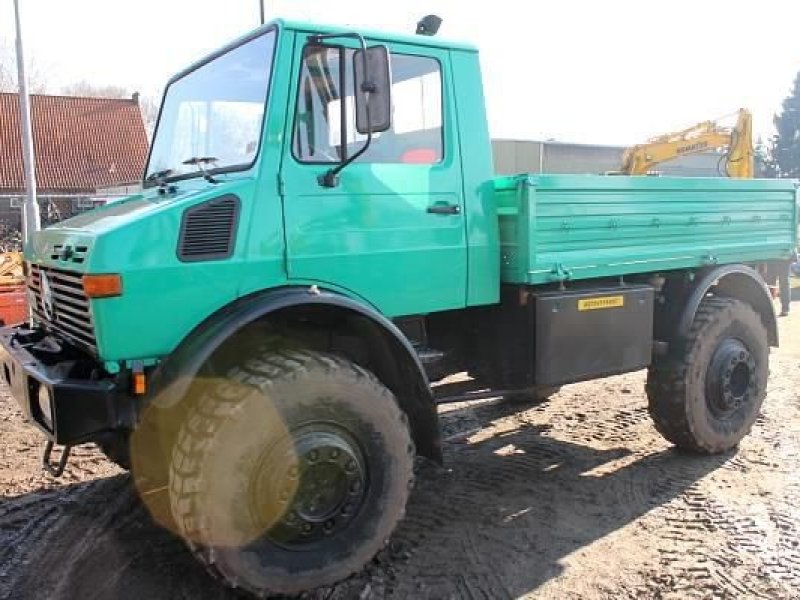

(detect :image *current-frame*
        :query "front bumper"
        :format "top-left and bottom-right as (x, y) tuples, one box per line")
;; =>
(0, 326), (131, 445)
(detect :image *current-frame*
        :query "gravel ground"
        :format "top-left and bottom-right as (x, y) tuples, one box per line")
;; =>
(1, 303), (798, 599)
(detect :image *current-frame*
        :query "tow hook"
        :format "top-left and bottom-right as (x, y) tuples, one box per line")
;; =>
(42, 441), (72, 477)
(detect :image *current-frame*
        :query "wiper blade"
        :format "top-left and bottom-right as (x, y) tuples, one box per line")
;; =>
(182, 156), (218, 166)
(144, 168), (174, 186)
(182, 156), (220, 183)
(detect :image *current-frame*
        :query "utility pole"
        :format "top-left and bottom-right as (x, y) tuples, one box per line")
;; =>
(259, 0), (265, 25)
(13, 0), (41, 243)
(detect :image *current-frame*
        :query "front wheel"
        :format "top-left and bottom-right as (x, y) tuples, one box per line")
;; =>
(646, 297), (768, 454)
(168, 349), (414, 596)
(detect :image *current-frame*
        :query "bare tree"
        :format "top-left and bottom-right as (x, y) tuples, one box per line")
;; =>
(0, 37), (49, 94)
(1, 36), (157, 138)
(0, 38), (18, 92)
(0, 41), (14, 92)
(61, 80), (131, 99)
(60, 80), (159, 138)
(137, 94), (160, 139)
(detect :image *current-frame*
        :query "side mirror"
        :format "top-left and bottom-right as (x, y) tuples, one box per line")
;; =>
(353, 45), (392, 134)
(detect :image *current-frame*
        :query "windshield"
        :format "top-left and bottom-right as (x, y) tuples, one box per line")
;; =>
(145, 29), (277, 184)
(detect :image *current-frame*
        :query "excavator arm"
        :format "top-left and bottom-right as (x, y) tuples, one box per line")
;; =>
(621, 109), (753, 178)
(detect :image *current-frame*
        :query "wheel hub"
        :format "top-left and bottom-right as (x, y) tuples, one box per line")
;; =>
(706, 339), (757, 419)
(252, 425), (367, 548)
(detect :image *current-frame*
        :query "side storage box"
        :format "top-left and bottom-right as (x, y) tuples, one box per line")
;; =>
(533, 285), (654, 386)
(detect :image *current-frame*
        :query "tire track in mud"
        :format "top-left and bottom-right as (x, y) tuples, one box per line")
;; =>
(0, 478), (128, 600)
(427, 373), (800, 600)
(1, 327), (800, 599)
(629, 355), (800, 600)
(1, 476), (238, 600)
(646, 487), (762, 599)
(0, 376), (752, 600)
(364, 389), (717, 599)
(639, 484), (799, 599)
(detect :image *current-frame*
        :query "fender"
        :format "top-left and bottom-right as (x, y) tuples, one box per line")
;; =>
(149, 286), (441, 460)
(676, 264), (778, 347)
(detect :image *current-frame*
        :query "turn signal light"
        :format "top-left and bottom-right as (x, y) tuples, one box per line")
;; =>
(133, 372), (147, 395)
(82, 274), (122, 298)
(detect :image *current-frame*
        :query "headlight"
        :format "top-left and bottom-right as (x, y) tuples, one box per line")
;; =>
(37, 384), (53, 427)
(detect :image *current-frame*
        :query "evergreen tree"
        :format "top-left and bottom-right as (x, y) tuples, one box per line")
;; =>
(754, 137), (776, 177)
(771, 72), (800, 177)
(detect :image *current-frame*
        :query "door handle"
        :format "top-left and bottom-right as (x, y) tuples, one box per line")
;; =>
(427, 203), (461, 215)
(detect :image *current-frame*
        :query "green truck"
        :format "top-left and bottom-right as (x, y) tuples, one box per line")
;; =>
(1, 17), (797, 596)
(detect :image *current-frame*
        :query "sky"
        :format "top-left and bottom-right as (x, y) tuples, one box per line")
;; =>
(1, 0), (799, 146)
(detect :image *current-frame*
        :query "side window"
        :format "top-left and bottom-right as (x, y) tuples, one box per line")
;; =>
(376, 54), (442, 164)
(294, 45), (346, 162)
(293, 47), (444, 164)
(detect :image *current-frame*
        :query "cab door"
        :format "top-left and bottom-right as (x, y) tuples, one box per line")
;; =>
(279, 37), (466, 317)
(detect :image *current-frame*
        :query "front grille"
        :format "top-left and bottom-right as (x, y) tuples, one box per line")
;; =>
(28, 264), (97, 353)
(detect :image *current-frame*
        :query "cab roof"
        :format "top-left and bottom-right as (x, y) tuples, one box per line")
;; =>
(169, 18), (477, 86)
(275, 18), (478, 52)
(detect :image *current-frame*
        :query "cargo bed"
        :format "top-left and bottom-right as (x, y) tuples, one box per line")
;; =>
(495, 174), (798, 285)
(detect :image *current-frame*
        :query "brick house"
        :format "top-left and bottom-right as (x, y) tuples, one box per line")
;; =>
(0, 93), (149, 240)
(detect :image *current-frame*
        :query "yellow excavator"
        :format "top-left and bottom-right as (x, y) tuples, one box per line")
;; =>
(620, 108), (754, 178)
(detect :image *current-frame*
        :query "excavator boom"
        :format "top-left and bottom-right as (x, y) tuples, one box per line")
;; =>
(621, 109), (753, 178)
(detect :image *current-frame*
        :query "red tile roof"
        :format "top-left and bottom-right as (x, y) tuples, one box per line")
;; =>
(0, 93), (148, 193)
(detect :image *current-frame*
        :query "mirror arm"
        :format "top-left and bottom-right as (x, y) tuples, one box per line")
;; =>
(310, 32), (374, 188)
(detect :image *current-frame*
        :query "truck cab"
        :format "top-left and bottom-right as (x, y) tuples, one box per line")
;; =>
(20, 21), (497, 365)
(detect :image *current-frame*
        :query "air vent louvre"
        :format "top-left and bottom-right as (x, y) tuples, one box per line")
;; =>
(178, 195), (240, 262)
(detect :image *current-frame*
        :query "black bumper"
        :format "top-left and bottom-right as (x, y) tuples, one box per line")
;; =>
(0, 326), (131, 445)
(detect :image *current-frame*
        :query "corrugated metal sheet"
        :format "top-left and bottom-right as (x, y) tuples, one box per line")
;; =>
(496, 174), (798, 285)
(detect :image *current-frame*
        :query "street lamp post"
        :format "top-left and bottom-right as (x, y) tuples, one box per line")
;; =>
(13, 0), (41, 244)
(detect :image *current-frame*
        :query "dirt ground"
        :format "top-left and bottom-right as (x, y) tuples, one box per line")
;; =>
(1, 299), (799, 599)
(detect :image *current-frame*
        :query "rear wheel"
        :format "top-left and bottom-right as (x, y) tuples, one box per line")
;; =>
(168, 348), (414, 596)
(646, 297), (768, 454)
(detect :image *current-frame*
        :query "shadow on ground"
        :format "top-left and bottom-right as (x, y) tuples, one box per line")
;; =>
(0, 399), (730, 600)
